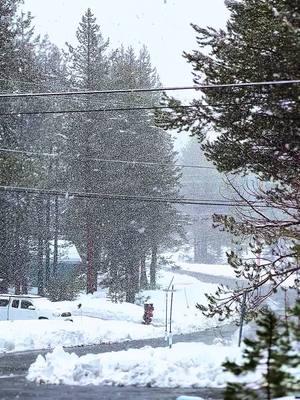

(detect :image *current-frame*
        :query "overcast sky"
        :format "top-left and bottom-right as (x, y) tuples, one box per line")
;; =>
(22, 0), (229, 150)
(23, 0), (229, 88)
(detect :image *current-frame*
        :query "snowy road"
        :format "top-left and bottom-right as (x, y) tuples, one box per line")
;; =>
(0, 324), (236, 375)
(173, 267), (244, 287)
(0, 327), (234, 400)
(175, 267), (296, 308)
(0, 376), (224, 400)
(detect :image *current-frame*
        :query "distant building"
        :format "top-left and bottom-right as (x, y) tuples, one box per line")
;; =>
(49, 240), (82, 274)
(29, 240), (82, 285)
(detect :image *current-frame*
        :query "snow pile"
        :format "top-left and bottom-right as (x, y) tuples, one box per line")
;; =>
(61, 296), (144, 324)
(177, 397), (297, 400)
(176, 397), (205, 400)
(27, 342), (242, 387)
(175, 396), (300, 400)
(0, 317), (163, 353)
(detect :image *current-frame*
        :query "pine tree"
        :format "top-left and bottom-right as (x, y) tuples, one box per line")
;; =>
(158, 0), (300, 314)
(180, 139), (237, 264)
(0, 1), (42, 293)
(64, 8), (110, 293)
(223, 308), (298, 399)
(101, 45), (184, 300)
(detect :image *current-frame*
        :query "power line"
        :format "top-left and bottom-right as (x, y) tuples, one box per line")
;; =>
(0, 99), (296, 118)
(0, 104), (193, 117)
(0, 185), (269, 207)
(0, 79), (299, 99)
(0, 147), (216, 170)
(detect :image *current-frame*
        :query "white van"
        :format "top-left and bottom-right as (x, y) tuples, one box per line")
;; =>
(0, 294), (72, 321)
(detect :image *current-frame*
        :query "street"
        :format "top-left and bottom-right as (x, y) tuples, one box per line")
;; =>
(0, 326), (235, 400)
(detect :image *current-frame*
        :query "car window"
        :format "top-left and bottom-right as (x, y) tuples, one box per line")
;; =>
(11, 299), (19, 308)
(21, 300), (34, 309)
(0, 299), (9, 307)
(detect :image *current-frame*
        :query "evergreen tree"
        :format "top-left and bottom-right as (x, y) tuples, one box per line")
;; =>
(180, 139), (237, 264)
(158, 0), (300, 315)
(102, 45), (184, 299)
(223, 308), (299, 399)
(0, 1), (41, 292)
(64, 8), (110, 293)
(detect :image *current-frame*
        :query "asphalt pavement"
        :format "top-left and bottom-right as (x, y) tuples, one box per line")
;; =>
(0, 325), (236, 400)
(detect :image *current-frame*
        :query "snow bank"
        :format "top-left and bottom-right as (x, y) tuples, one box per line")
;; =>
(176, 397), (299, 400)
(0, 317), (163, 353)
(27, 342), (242, 387)
(60, 296), (144, 324)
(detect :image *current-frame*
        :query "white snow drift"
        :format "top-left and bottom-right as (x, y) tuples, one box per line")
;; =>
(0, 317), (163, 353)
(27, 342), (242, 387)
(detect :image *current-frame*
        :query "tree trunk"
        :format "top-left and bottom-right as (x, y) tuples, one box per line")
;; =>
(124, 236), (140, 303)
(0, 200), (9, 292)
(45, 195), (51, 286)
(37, 197), (44, 296)
(21, 235), (29, 295)
(52, 195), (59, 276)
(125, 258), (137, 304)
(150, 244), (158, 289)
(21, 234), (29, 294)
(140, 252), (148, 289)
(86, 214), (95, 293)
(194, 234), (208, 263)
(14, 196), (21, 294)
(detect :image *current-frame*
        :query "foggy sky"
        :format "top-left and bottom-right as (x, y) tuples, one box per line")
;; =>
(23, 0), (228, 88)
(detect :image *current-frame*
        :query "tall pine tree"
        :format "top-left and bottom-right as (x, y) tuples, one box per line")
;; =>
(158, 0), (300, 315)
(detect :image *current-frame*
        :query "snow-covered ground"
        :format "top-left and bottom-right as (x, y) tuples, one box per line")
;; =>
(27, 342), (243, 387)
(27, 341), (300, 390)
(0, 317), (163, 353)
(141, 270), (227, 334)
(176, 397), (297, 400)
(0, 269), (231, 353)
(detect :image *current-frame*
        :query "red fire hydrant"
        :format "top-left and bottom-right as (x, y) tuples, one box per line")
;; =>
(143, 303), (154, 325)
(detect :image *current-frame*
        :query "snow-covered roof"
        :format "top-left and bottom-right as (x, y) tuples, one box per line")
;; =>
(49, 240), (81, 262)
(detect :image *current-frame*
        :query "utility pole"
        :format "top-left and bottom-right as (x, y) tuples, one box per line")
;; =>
(169, 284), (175, 348)
(164, 276), (174, 340)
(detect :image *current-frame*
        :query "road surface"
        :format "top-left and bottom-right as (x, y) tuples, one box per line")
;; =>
(0, 326), (235, 400)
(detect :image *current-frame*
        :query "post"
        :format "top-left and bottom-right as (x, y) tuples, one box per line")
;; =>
(238, 291), (247, 347)
(169, 284), (174, 348)
(184, 288), (189, 309)
(165, 291), (168, 340)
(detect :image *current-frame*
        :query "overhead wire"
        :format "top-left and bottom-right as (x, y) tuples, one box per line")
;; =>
(0, 99), (296, 118)
(0, 79), (299, 99)
(0, 104), (194, 117)
(0, 79), (297, 202)
(0, 185), (268, 208)
(0, 147), (216, 170)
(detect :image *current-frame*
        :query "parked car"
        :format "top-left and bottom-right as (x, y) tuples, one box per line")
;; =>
(0, 294), (72, 321)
